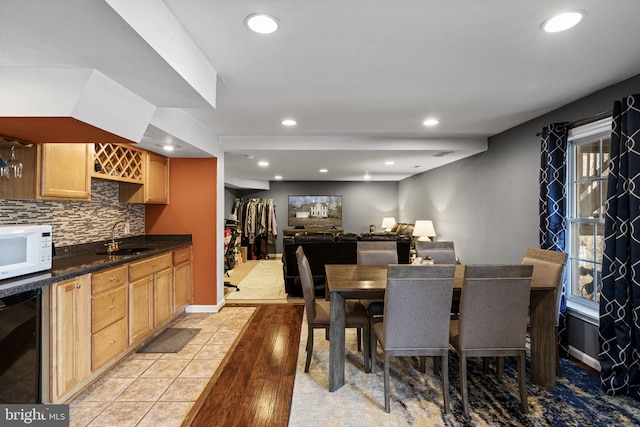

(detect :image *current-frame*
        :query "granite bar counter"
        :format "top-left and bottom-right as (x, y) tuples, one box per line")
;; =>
(0, 234), (192, 298)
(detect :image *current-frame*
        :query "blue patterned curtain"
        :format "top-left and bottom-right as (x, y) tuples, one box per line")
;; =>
(599, 94), (640, 399)
(539, 123), (569, 358)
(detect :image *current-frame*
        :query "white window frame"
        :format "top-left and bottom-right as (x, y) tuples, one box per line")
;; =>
(566, 117), (612, 322)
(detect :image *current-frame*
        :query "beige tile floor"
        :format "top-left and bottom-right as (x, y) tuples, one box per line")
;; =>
(68, 306), (256, 427)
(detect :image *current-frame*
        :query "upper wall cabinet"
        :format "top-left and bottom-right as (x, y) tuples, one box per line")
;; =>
(0, 143), (91, 201)
(94, 142), (169, 204)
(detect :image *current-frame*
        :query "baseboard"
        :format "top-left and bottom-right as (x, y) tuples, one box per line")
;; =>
(185, 302), (225, 313)
(568, 345), (601, 372)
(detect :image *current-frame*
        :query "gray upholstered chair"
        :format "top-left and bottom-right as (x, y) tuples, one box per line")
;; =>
(356, 241), (398, 369)
(449, 264), (533, 416)
(370, 265), (455, 413)
(296, 247), (370, 372)
(522, 247), (567, 376)
(415, 240), (457, 264)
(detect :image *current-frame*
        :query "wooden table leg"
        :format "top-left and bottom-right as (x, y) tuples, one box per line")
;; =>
(529, 289), (556, 389)
(329, 291), (346, 392)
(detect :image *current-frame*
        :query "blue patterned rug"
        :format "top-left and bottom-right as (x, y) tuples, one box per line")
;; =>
(289, 326), (640, 426)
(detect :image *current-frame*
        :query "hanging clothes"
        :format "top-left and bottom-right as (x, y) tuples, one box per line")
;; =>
(232, 198), (278, 259)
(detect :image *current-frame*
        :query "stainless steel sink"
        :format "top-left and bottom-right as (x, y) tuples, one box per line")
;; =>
(97, 247), (153, 256)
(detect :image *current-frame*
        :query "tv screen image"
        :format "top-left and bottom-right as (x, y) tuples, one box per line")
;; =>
(287, 195), (342, 227)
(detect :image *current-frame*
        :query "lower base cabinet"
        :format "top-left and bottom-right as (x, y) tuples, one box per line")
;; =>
(129, 277), (153, 345)
(49, 275), (92, 402)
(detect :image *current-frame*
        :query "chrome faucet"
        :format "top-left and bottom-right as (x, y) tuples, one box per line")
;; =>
(106, 221), (127, 254)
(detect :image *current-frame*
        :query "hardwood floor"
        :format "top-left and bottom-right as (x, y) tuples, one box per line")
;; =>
(187, 304), (304, 427)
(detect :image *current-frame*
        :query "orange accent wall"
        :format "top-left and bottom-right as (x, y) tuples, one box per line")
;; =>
(145, 158), (218, 306)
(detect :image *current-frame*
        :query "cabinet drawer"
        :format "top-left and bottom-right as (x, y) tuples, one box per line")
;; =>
(92, 286), (127, 333)
(92, 317), (128, 371)
(92, 265), (128, 294)
(173, 247), (191, 265)
(129, 253), (172, 281)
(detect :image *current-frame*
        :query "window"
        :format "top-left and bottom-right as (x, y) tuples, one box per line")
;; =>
(566, 118), (612, 317)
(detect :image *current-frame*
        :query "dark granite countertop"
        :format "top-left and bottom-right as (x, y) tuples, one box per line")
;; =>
(0, 234), (192, 298)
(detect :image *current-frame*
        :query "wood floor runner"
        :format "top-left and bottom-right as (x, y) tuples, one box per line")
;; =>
(188, 304), (304, 427)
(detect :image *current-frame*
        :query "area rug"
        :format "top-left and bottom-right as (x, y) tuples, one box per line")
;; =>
(225, 259), (287, 300)
(136, 327), (201, 353)
(289, 314), (640, 426)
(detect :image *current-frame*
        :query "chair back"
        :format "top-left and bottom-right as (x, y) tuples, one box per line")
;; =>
(357, 241), (398, 265)
(296, 246), (317, 320)
(457, 264), (533, 350)
(522, 248), (567, 326)
(383, 265), (455, 349)
(415, 241), (457, 264)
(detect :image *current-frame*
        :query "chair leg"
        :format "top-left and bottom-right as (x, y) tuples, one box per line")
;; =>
(304, 326), (314, 373)
(518, 351), (528, 413)
(370, 331), (377, 373)
(460, 353), (470, 416)
(441, 352), (450, 414)
(357, 328), (362, 352)
(496, 357), (504, 379)
(556, 326), (563, 377)
(384, 351), (391, 413)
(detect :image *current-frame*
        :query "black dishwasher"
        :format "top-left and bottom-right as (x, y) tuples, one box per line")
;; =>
(0, 287), (41, 403)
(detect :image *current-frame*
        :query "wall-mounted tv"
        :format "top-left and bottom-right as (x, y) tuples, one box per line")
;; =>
(287, 195), (342, 227)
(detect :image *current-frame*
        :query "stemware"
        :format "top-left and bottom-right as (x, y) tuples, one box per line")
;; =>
(0, 154), (8, 178)
(7, 146), (23, 178)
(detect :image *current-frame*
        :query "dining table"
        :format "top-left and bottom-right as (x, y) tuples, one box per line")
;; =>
(325, 263), (558, 392)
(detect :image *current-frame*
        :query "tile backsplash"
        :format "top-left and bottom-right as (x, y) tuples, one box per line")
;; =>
(0, 179), (145, 246)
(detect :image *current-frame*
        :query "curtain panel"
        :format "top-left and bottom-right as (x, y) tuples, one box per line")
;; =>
(599, 94), (640, 399)
(539, 123), (569, 358)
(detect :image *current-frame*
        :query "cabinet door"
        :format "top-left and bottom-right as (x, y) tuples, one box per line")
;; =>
(174, 260), (192, 311)
(154, 268), (173, 326)
(129, 276), (153, 345)
(39, 143), (91, 200)
(50, 275), (91, 401)
(144, 152), (169, 204)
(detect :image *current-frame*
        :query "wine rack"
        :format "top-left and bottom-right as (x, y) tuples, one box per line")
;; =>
(93, 143), (144, 184)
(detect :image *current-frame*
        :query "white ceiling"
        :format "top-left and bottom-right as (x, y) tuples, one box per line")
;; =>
(1, 0), (640, 186)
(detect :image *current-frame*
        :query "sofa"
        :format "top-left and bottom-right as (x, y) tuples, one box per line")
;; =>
(282, 232), (411, 297)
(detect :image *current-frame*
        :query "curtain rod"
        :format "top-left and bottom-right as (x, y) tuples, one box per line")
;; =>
(535, 110), (612, 137)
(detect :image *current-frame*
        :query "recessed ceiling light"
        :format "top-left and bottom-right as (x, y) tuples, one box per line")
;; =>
(319, 169), (328, 173)
(385, 161), (395, 166)
(423, 118), (439, 126)
(274, 175), (283, 180)
(258, 161), (269, 167)
(162, 145), (175, 152)
(542, 11), (584, 33)
(281, 119), (297, 126)
(245, 13), (279, 34)
(364, 172), (371, 180)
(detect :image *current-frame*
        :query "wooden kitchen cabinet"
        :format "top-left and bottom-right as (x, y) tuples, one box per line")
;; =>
(119, 151), (169, 204)
(0, 143), (91, 200)
(129, 252), (173, 330)
(173, 246), (193, 311)
(129, 276), (153, 345)
(154, 267), (173, 325)
(91, 266), (128, 371)
(49, 274), (92, 402)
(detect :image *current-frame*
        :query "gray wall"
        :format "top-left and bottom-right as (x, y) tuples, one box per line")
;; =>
(399, 73), (640, 361)
(228, 181), (399, 253)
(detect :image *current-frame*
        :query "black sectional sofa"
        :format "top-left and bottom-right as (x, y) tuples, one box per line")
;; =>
(282, 232), (411, 297)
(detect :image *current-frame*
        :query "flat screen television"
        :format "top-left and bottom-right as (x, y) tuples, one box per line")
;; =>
(287, 195), (342, 227)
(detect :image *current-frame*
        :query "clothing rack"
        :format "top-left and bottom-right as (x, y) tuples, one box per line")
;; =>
(223, 218), (240, 291)
(232, 198), (278, 260)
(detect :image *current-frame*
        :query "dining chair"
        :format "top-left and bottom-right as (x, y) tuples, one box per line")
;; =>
(296, 247), (370, 372)
(370, 264), (455, 413)
(415, 241), (458, 264)
(449, 264), (533, 416)
(356, 241), (399, 367)
(522, 247), (568, 376)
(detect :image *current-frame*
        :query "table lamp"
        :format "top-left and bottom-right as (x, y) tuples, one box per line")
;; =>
(381, 217), (396, 232)
(412, 220), (436, 241)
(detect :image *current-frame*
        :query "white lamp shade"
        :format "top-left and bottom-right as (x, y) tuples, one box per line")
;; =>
(412, 220), (436, 240)
(381, 217), (396, 230)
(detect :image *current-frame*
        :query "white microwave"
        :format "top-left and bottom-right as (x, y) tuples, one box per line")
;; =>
(0, 224), (53, 281)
